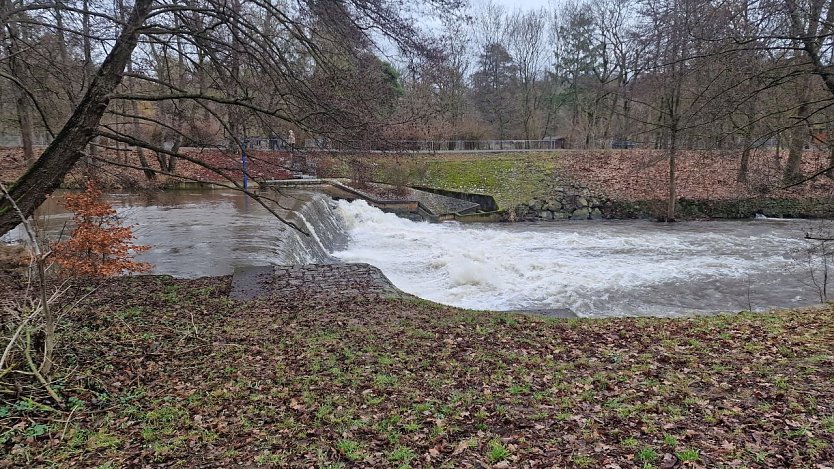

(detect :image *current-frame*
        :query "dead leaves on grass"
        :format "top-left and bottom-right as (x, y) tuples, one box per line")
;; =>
(1, 276), (833, 467)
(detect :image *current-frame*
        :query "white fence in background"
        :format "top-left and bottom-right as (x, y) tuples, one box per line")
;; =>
(241, 138), (570, 152)
(0, 132), (53, 148)
(0, 135), (630, 152)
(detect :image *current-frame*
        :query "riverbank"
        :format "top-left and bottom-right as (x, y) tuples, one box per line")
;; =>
(0, 146), (292, 190)
(2, 272), (833, 467)
(6, 148), (834, 221)
(356, 150), (834, 220)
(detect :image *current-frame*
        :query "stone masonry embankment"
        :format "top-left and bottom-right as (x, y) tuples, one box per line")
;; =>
(230, 264), (405, 302)
(512, 184), (608, 221)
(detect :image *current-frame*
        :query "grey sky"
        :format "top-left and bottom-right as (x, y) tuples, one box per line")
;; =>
(475, 0), (554, 11)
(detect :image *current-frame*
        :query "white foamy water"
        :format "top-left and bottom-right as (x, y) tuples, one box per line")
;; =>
(332, 199), (823, 317)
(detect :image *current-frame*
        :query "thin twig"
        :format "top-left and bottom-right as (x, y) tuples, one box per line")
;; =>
(190, 310), (199, 338)
(0, 306), (41, 372)
(60, 405), (79, 441)
(23, 329), (63, 407)
(0, 181), (55, 376)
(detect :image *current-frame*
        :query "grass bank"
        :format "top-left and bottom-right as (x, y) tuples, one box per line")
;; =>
(321, 152), (561, 210)
(413, 155), (559, 211)
(345, 151), (834, 219)
(2, 274), (833, 467)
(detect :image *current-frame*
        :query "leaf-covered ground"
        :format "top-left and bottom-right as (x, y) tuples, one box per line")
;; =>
(2, 275), (834, 468)
(363, 150), (834, 210)
(0, 147), (293, 188)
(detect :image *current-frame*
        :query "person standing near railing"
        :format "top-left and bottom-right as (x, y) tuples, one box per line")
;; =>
(289, 129), (305, 174)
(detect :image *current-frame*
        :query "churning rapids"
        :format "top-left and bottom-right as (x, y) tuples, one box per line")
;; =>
(331, 200), (822, 316)
(4, 190), (825, 317)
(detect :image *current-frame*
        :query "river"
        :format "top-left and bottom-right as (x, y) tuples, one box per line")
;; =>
(2, 190), (827, 317)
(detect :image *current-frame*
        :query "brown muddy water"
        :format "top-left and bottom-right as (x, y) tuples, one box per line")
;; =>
(2, 190), (333, 277)
(3, 189), (830, 317)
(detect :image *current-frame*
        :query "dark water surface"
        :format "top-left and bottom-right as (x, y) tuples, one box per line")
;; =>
(4, 190), (315, 277)
(4, 190), (827, 317)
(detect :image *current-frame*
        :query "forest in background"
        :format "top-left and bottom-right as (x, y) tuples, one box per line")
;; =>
(4, 0), (834, 226)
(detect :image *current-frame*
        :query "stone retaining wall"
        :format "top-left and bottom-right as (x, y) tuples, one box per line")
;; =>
(512, 185), (609, 221)
(511, 188), (834, 221)
(609, 197), (834, 220)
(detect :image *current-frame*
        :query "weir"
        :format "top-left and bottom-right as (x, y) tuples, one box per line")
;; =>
(230, 192), (408, 304)
(262, 178), (487, 221)
(11, 189), (823, 318)
(275, 191), (348, 263)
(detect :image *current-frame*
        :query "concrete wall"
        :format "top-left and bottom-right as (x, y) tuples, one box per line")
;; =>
(412, 186), (499, 212)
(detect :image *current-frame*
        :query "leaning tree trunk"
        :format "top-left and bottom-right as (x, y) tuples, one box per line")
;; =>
(738, 146), (751, 183)
(737, 103), (755, 183)
(0, 0), (153, 237)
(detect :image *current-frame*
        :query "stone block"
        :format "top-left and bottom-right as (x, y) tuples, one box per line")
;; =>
(571, 208), (590, 219)
(544, 201), (562, 211)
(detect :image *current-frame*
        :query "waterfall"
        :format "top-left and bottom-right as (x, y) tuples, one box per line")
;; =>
(280, 193), (348, 264)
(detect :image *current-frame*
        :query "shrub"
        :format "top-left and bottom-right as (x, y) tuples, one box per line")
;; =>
(349, 158), (370, 189)
(50, 182), (150, 277)
(380, 161), (411, 196)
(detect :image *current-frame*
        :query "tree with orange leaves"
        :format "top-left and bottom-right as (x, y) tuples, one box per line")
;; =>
(51, 182), (150, 277)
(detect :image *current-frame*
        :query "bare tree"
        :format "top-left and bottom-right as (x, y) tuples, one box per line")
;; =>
(0, 0), (463, 237)
(507, 8), (547, 140)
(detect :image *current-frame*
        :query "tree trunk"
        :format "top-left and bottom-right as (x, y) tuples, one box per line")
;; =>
(82, 0), (92, 66)
(737, 125), (753, 183)
(135, 133), (155, 180)
(784, 80), (810, 185)
(828, 143), (834, 178)
(82, 0), (96, 165)
(6, 19), (34, 162)
(54, 2), (68, 65)
(0, 0), (153, 237)
(16, 94), (34, 162)
(168, 135), (181, 173)
(737, 102), (755, 183)
(738, 146), (751, 183)
(130, 97), (154, 180)
(784, 101), (808, 185)
(774, 132), (782, 169)
(227, 0), (243, 148)
(155, 145), (168, 171)
(667, 136), (677, 222)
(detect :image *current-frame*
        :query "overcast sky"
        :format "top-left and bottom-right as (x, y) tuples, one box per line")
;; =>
(476, 0), (554, 11)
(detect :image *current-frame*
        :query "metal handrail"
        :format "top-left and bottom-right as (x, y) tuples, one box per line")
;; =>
(239, 138), (569, 152)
